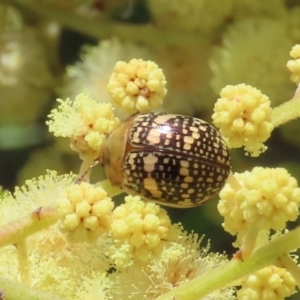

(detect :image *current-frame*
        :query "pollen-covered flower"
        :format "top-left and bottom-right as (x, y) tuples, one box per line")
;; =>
(210, 16), (297, 107)
(16, 140), (78, 185)
(154, 43), (216, 114)
(287, 44), (300, 84)
(237, 266), (296, 300)
(46, 93), (120, 160)
(0, 223), (113, 299)
(59, 38), (152, 119)
(108, 195), (180, 267)
(0, 6), (53, 126)
(0, 171), (76, 228)
(218, 167), (300, 241)
(107, 59), (167, 114)
(212, 84), (274, 156)
(111, 232), (235, 299)
(57, 182), (114, 243)
(75, 272), (114, 300)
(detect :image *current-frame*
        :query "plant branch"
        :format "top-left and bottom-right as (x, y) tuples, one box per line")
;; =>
(13, 0), (204, 46)
(0, 207), (58, 248)
(0, 276), (63, 300)
(272, 96), (300, 127)
(16, 240), (30, 284)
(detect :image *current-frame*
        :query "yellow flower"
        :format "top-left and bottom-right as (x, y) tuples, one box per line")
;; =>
(154, 43), (216, 114)
(108, 195), (179, 267)
(0, 6), (53, 126)
(212, 84), (273, 156)
(46, 93), (120, 160)
(287, 44), (300, 84)
(0, 225), (113, 299)
(237, 266), (296, 300)
(107, 59), (167, 114)
(0, 171), (112, 298)
(111, 232), (235, 299)
(75, 272), (114, 300)
(16, 141), (77, 185)
(57, 182), (114, 243)
(210, 16), (297, 108)
(0, 171), (76, 228)
(59, 38), (151, 119)
(218, 167), (300, 241)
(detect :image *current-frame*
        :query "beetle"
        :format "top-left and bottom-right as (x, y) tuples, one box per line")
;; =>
(99, 112), (231, 208)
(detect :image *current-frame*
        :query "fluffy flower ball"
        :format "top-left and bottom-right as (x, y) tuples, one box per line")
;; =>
(0, 6), (53, 126)
(210, 16), (297, 108)
(108, 195), (179, 267)
(286, 44), (300, 84)
(0, 171), (77, 228)
(57, 182), (114, 243)
(212, 84), (274, 156)
(237, 266), (296, 300)
(59, 38), (151, 119)
(107, 59), (167, 114)
(47, 93), (120, 160)
(111, 233), (235, 300)
(218, 167), (300, 239)
(148, 0), (234, 33)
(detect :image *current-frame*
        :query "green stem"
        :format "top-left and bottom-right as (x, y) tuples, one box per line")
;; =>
(0, 276), (63, 300)
(16, 240), (30, 284)
(0, 207), (58, 248)
(239, 224), (259, 259)
(13, 0), (204, 46)
(272, 96), (300, 127)
(279, 254), (300, 288)
(156, 227), (300, 300)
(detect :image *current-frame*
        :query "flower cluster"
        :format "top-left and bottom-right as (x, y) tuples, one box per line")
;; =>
(2, 44), (300, 300)
(212, 84), (274, 156)
(237, 266), (296, 300)
(287, 44), (300, 84)
(108, 195), (180, 267)
(59, 38), (151, 118)
(0, 6), (53, 126)
(107, 59), (167, 114)
(57, 182), (114, 243)
(0, 171), (76, 229)
(0, 172), (235, 299)
(111, 233), (235, 300)
(218, 167), (300, 245)
(210, 15), (298, 108)
(3, 0), (300, 297)
(46, 93), (120, 160)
